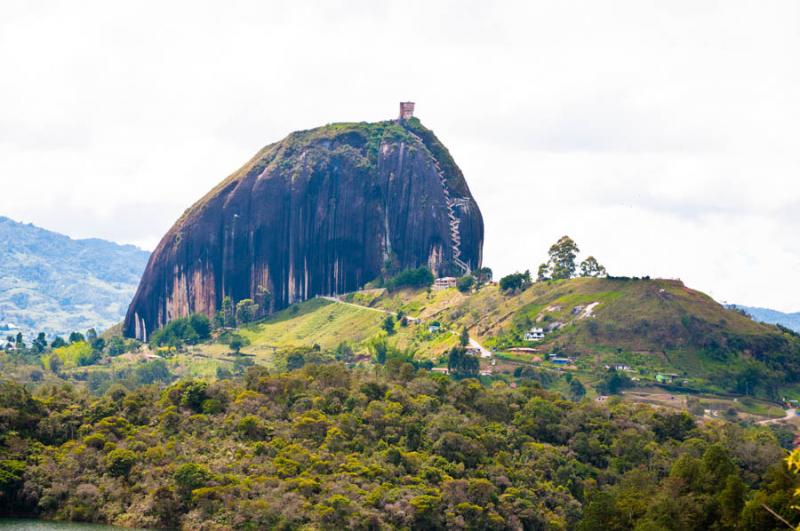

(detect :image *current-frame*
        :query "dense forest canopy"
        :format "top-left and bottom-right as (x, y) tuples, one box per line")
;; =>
(0, 363), (798, 530)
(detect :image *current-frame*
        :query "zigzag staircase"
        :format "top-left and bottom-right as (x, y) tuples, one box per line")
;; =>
(402, 126), (471, 276)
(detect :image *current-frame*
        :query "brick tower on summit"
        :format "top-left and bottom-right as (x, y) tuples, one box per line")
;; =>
(399, 101), (415, 120)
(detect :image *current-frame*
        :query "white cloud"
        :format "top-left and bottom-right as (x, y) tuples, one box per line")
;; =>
(0, 0), (798, 311)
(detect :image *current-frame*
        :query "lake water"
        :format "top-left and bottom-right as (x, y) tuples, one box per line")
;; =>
(0, 520), (136, 530)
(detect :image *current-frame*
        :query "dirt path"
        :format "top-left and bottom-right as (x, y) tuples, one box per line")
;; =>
(319, 295), (490, 357)
(756, 408), (796, 425)
(317, 296), (390, 315)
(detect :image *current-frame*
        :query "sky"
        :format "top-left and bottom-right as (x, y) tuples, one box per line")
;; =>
(0, 1), (798, 312)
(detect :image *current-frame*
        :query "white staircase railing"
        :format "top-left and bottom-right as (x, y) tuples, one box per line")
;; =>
(402, 127), (470, 275)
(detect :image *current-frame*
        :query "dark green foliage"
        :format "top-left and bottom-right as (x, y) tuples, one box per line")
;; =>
(459, 326), (470, 347)
(106, 336), (126, 355)
(579, 256), (608, 278)
(235, 298), (259, 325)
(167, 380), (209, 413)
(597, 369), (633, 395)
(49, 336), (67, 349)
(382, 314), (396, 335)
(456, 275), (474, 293)
(386, 267), (435, 291)
(548, 235), (580, 280)
(651, 411), (696, 442)
(474, 267), (493, 288)
(499, 270), (532, 293)
(149, 314), (211, 349)
(0, 367), (794, 529)
(447, 346), (480, 378)
(287, 352), (306, 371)
(106, 448), (137, 477)
(174, 462), (214, 497)
(134, 359), (172, 385)
(570, 377), (586, 400)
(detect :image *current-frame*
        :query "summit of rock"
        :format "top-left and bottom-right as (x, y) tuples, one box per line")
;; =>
(124, 115), (483, 339)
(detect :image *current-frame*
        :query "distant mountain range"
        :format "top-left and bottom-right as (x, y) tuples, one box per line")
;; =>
(0, 216), (150, 338)
(730, 305), (800, 333)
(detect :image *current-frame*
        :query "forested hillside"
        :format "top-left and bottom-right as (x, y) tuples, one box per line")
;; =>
(734, 305), (800, 333)
(0, 216), (149, 337)
(0, 365), (797, 530)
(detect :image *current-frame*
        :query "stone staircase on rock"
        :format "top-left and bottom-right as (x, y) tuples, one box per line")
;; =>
(403, 126), (471, 276)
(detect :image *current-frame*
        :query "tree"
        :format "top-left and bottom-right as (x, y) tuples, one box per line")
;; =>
(106, 448), (137, 478)
(50, 336), (66, 349)
(174, 463), (214, 499)
(548, 236), (580, 280)
(579, 256), (607, 278)
(597, 369), (633, 395)
(255, 285), (272, 315)
(570, 378), (586, 400)
(32, 332), (47, 353)
(499, 271), (532, 293)
(134, 359), (171, 385)
(474, 267), (493, 288)
(537, 263), (550, 282)
(229, 338), (244, 355)
(49, 355), (62, 374)
(334, 342), (355, 364)
(107, 336), (126, 356)
(287, 352), (306, 371)
(386, 267), (435, 291)
(457, 275), (474, 293)
(459, 327), (470, 347)
(369, 336), (389, 364)
(382, 314), (396, 335)
(91, 337), (105, 352)
(68, 331), (84, 343)
(221, 296), (235, 327)
(448, 347), (480, 379)
(189, 314), (211, 339)
(235, 298), (259, 325)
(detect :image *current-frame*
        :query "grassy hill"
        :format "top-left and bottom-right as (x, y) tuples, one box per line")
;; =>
(211, 277), (800, 400)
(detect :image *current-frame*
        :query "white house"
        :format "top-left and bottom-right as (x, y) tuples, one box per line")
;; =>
(524, 327), (545, 341)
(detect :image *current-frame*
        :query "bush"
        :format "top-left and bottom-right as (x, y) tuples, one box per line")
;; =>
(149, 314), (211, 349)
(499, 271), (532, 293)
(106, 448), (137, 477)
(386, 267), (434, 291)
(457, 275), (474, 293)
(174, 462), (214, 497)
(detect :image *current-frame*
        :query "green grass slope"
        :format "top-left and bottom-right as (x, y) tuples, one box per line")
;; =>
(227, 278), (800, 398)
(238, 298), (386, 353)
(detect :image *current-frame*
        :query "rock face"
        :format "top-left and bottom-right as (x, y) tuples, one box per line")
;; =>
(124, 118), (483, 340)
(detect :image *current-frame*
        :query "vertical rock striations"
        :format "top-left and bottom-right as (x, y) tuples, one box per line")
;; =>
(124, 118), (483, 339)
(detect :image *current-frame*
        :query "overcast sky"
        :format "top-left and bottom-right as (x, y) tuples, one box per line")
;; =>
(1, 1), (798, 311)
